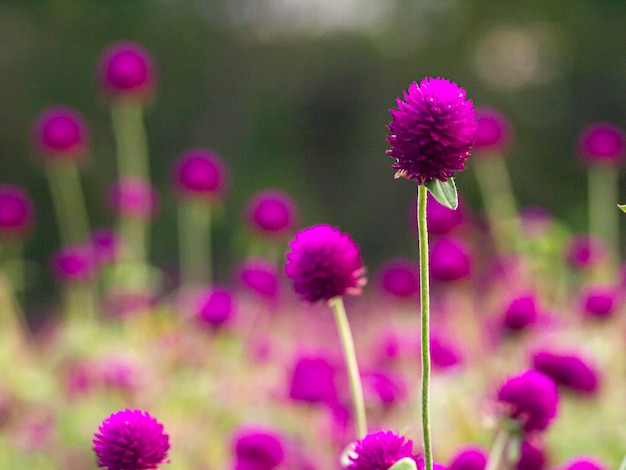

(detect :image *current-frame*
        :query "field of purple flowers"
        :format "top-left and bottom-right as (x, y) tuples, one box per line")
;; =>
(0, 41), (624, 470)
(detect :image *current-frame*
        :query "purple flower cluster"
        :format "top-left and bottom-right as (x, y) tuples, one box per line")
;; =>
(386, 77), (477, 185)
(531, 350), (599, 395)
(285, 225), (366, 303)
(346, 430), (424, 470)
(93, 409), (169, 470)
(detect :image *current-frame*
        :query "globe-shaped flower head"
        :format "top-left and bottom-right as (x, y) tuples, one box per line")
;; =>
(345, 430), (424, 470)
(285, 225), (366, 303)
(386, 77), (477, 185)
(93, 409), (169, 470)
(245, 189), (298, 239)
(98, 41), (156, 101)
(0, 184), (34, 239)
(32, 106), (90, 162)
(171, 148), (229, 204)
(473, 107), (513, 155)
(577, 122), (625, 166)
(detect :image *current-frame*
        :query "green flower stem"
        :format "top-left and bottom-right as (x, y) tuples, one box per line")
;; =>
(417, 184), (433, 470)
(589, 164), (619, 261)
(330, 296), (367, 439)
(617, 454), (626, 470)
(1, 239), (25, 294)
(473, 155), (519, 254)
(485, 427), (511, 470)
(63, 282), (96, 323)
(178, 199), (213, 288)
(46, 162), (90, 246)
(110, 99), (150, 180)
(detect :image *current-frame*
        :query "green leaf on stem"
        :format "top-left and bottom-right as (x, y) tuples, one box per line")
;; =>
(424, 178), (458, 210)
(388, 457), (418, 470)
(618, 204), (626, 213)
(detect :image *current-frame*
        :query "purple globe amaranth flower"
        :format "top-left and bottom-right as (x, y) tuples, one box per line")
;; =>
(288, 355), (338, 405)
(245, 189), (299, 239)
(91, 228), (121, 266)
(496, 369), (559, 434)
(430, 333), (463, 371)
(563, 457), (608, 470)
(171, 148), (229, 203)
(386, 77), (477, 185)
(93, 409), (169, 470)
(425, 192), (466, 236)
(195, 286), (235, 328)
(108, 177), (160, 220)
(285, 224), (366, 303)
(580, 285), (619, 320)
(531, 350), (599, 395)
(232, 426), (285, 470)
(515, 439), (547, 470)
(473, 107), (513, 155)
(577, 122), (625, 166)
(501, 292), (539, 334)
(50, 244), (97, 283)
(430, 237), (472, 282)
(377, 258), (419, 298)
(346, 430), (424, 470)
(566, 234), (607, 270)
(448, 445), (487, 470)
(0, 184), (34, 239)
(98, 41), (156, 101)
(237, 258), (280, 299)
(362, 371), (407, 407)
(32, 106), (89, 162)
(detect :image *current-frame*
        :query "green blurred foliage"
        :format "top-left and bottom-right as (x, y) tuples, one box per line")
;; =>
(1, 0), (625, 309)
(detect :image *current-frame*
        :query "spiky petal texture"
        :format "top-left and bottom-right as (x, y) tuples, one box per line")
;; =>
(93, 409), (169, 470)
(346, 430), (424, 470)
(496, 370), (559, 434)
(285, 224), (366, 303)
(386, 77), (477, 185)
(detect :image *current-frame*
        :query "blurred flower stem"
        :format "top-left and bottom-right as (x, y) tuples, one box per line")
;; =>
(178, 198), (212, 288)
(417, 184), (433, 470)
(473, 156), (519, 254)
(329, 296), (367, 438)
(485, 427), (512, 470)
(588, 163), (619, 262)
(46, 161), (90, 245)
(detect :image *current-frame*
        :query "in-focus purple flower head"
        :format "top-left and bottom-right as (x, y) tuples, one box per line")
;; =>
(107, 177), (160, 221)
(377, 258), (419, 298)
(93, 409), (169, 470)
(0, 184), (34, 239)
(386, 77), (477, 185)
(531, 349), (599, 396)
(288, 355), (338, 405)
(345, 430), (424, 470)
(50, 244), (98, 283)
(232, 425), (285, 470)
(430, 237), (472, 282)
(171, 148), (229, 203)
(473, 107), (513, 155)
(447, 445), (487, 470)
(563, 457), (608, 470)
(577, 122), (625, 166)
(580, 285), (619, 321)
(98, 41), (156, 101)
(236, 258), (280, 300)
(245, 189), (298, 239)
(285, 224), (366, 303)
(496, 369), (559, 434)
(194, 286), (236, 329)
(32, 106), (90, 162)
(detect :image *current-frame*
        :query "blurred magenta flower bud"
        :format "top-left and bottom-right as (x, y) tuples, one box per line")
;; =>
(430, 237), (472, 282)
(566, 234), (607, 270)
(473, 107), (513, 154)
(232, 426), (285, 470)
(236, 258), (280, 299)
(577, 122), (625, 166)
(49, 244), (97, 283)
(171, 148), (229, 203)
(515, 439), (547, 470)
(426, 192), (466, 236)
(377, 258), (419, 298)
(288, 355), (338, 405)
(107, 177), (159, 220)
(531, 349), (599, 396)
(448, 445), (487, 470)
(97, 41), (156, 101)
(32, 106), (89, 162)
(563, 457), (608, 470)
(580, 285), (619, 320)
(0, 184), (34, 239)
(194, 286), (235, 329)
(501, 292), (539, 334)
(90, 228), (121, 266)
(245, 189), (298, 239)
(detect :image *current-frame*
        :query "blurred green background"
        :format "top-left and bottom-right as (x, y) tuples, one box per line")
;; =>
(1, 0), (625, 310)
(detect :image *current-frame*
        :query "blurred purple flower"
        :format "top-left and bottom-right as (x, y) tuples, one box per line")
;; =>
(386, 77), (477, 185)
(426, 192), (466, 236)
(245, 189), (298, 238)
(430, 237), (472, 282)
(98, 41), (156, 100)
(0, 184), (34, 239)
(566, 234), (607, 270)
(531, 350), (599, 396)
(237, 258), (280, 299)
(285, 225), (366, 303)
(171, 148), (229, 202)
(580, 285), (619, 320)
(32, 106), (89, 162)
(232, 426), (285, 470)
(91, 228), (121, 265)
(195, 286), (236, 329)
(515, 438), (547, 470)
(50, 244), (97, 283)
(288, 355), (338, 405)
(577, 123), (625, 166)
(563, 457), (608, 470)
(501, 293), (539, 334)
(108, 177), (159, 220)
(93, 409), (169, 470)
(377, 258), (419, 298)
(448, 445), (487, 470)
(496, 369), (559, 434)
(346, 430), (424, 470)
(473, 107), (513, 154)
(430, 334), (463, 371)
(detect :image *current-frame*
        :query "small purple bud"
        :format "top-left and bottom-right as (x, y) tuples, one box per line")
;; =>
(171, 149), (229, 203)
(473, 107), (513, 154)
(32, 106), (89, 162)
(0, 184), (34, 239)
(577, 123), (625, 166)
(98, 41), (156, 100)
